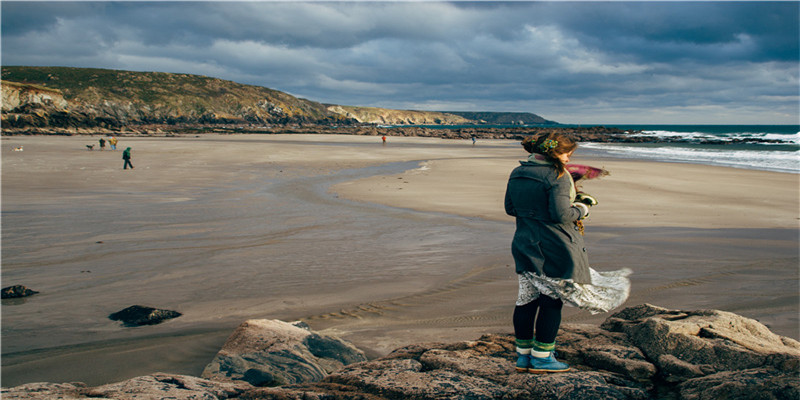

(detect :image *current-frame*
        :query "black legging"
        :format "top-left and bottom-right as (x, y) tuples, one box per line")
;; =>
(513, 294), (563, 344)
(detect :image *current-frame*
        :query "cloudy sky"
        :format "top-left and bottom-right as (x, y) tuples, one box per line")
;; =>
(2, 1), (798, 124)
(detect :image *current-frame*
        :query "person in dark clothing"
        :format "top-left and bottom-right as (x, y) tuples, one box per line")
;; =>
(122, 147), (134, 169)
(505, 133), (630, 374)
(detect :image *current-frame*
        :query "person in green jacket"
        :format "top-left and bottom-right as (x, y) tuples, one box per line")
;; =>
(122, 147), (134, 169)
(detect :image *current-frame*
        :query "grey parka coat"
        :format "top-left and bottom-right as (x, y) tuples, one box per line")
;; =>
(504, 161), (591, 284)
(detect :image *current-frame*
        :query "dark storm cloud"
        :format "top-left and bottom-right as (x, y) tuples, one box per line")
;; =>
(2, 1), (797, 123)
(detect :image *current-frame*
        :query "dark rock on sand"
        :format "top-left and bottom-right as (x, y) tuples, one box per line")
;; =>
(3, 304), (799, 399)
(1, 285), (39, 299)
(108, 305), (182, 327)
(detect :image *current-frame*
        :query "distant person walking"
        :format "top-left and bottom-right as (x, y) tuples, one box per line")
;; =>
(122, 147), (134, 169)
(382, 135), (387, 144)
(108, 136), (118, 150)
(504, 133), (630, 374)
(99, 137), (106, 150)
(472, 136), (477, 146)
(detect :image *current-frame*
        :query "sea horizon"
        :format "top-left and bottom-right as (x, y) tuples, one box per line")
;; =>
(392, 123), (799, 174)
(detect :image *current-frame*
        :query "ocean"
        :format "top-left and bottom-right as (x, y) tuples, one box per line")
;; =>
(401, 124), (800, 174)
(578, 125), (800, 174)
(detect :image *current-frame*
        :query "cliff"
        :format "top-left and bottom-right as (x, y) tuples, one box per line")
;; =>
(3, 304), (798, 399)
(443, 111), (557, 125)
(2, 66), (560, 133)
(325, 105), (473, 125)
(1, 66), (355, 129)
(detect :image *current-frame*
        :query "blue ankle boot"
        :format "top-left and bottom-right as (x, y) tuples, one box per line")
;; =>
(515, 353), (531, 372)
(529, 352), (570, 373)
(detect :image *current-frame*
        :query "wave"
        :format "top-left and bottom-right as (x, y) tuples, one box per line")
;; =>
(581, 143), (800, 174)
(628, 130), (800, 145)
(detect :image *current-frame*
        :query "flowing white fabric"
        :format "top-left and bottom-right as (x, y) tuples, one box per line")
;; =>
(517, 268), (632, 314)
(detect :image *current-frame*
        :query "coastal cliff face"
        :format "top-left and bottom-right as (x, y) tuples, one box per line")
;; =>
(326, 105), (475, 125)
(3, 304), (798, 400)
(2, 80), (69, 111)
(1, 66), (355, 129)
(2, 66), (559, 132)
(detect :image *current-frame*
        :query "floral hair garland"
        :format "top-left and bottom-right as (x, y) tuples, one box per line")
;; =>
(539, 139), (558, 151)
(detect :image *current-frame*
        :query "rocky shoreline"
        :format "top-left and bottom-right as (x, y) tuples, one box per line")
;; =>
(3, 303), (798, 400)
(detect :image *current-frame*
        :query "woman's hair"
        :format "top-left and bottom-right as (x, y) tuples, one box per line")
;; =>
(522, 133), (578, 177)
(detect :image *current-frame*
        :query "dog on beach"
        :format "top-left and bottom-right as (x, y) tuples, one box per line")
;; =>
(86, 144), (95, 150)
(12, 146), (23, 151)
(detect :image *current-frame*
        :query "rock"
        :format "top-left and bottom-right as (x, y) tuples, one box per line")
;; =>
(242, 368), (274, 387)
(678, 367), (800, 400)
(243, 305), (798, 399)
(247, 333), (649, 400)
(4, 305), (799, 399)
(601, 303), (800, 376)
(0, 382), (88, 400)
(1, 285), (39, 299)
(1, 373), (251, 400)
(557, 324), (657, 382)
(201, 319), (367, 386)
(108, 305), (181, 327)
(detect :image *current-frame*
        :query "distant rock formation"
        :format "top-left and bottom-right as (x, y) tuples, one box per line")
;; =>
(323, 106), (559, 126)
(443, 111), (558, 125)
(3, 304), (798, 399)
(108, 305), (182, 327)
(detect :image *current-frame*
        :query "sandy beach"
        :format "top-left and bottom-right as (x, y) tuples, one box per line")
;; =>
(2, 133), (798, 387)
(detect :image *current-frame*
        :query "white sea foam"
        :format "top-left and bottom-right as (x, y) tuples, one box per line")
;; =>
(629, 130), (800, 145)
(581, 143), (800, 174)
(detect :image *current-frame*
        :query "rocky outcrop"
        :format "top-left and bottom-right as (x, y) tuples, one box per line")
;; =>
(202, 319), (367, 386)
(3, 304), (798, 399)
(108, 305), (182, 327)
(1, 285), (39, 299)
(2, 81), (68, 111)
(0, 374), (252, 400)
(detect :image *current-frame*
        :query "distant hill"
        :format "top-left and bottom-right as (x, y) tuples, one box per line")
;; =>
(324, 106), (557, 126)
(325, 105), (474, 125)
(442, 111), (557, 125)
(1, 66), (558, 130)
(2, 66), (351, 127)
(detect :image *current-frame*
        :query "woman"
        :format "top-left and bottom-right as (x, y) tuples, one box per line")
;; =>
(504, 133), (630, 374)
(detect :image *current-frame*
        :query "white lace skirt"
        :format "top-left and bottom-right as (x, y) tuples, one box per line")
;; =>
(517, 268), (632, 314)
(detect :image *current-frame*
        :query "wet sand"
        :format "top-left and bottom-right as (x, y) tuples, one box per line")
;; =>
(2, 134), (798, 386)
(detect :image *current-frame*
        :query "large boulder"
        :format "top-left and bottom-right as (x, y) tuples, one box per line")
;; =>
(601, 304), (800, 379)
(201, 319), (367, 387)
